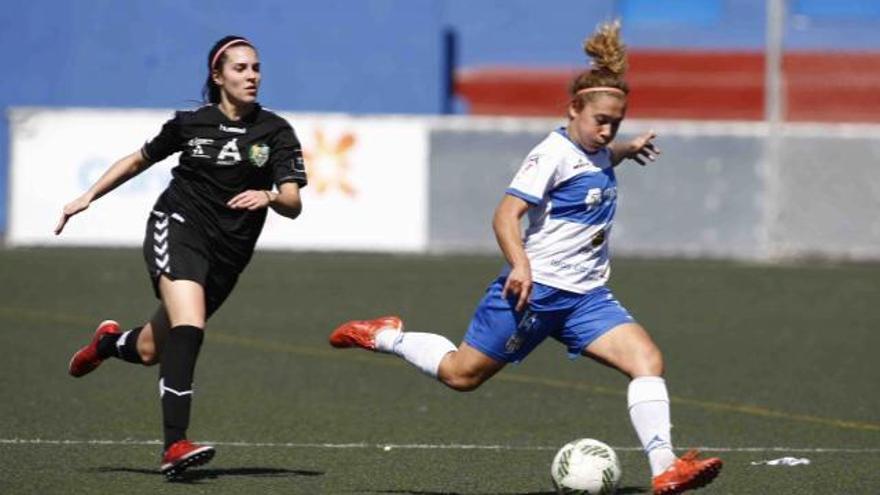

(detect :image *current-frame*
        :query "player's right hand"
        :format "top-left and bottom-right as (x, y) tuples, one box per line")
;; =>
(54, 196), (91, 235)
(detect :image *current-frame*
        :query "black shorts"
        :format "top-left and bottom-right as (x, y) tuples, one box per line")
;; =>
(142, 209), (240, 317)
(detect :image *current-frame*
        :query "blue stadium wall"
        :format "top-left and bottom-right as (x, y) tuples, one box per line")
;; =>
(4, 0), (880, 234)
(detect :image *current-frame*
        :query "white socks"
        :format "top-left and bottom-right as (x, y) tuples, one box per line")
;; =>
(628, 376), (677, 476)
(375, 330), (457, 378)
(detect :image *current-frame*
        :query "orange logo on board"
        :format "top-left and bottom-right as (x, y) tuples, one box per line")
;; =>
(302, 129), (357, 197)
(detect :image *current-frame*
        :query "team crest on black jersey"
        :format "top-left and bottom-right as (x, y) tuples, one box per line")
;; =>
(249, 143), (270, 167)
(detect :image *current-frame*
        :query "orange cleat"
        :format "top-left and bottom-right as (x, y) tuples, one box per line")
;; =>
(329, 316), (403, 350)
(160, 439), (215, 480)
(68, 320), (121, 377)
(652, 450), (722, 495)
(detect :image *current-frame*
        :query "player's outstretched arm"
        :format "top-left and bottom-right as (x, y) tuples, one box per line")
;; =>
(610, 130), (660, 167)
(54, 149), (152, 235)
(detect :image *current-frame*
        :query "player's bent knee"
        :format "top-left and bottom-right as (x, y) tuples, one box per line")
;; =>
(444, 377), (482, 392)
(139, 347), (160, 366)
(437, 346), (501, 391)
(137, 338), (160, 365)
(442, 371), (486, 392)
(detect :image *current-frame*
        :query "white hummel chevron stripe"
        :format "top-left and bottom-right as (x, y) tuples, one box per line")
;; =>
(150, 211), (171, 275)
(163, 386), (193, 397)
(171, 213), (185, 223)
(159, 378), (193, 398)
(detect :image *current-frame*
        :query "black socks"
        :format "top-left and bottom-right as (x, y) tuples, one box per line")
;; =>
(96, 327), (145, 364)
(159, 325), (204, 449)
(96, 324), (205, 449)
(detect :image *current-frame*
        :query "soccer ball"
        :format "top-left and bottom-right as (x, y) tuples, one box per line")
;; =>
(550, 438), (621, 495)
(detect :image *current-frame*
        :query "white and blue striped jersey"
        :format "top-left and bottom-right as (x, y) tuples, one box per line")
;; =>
(505, 128), (618, 294)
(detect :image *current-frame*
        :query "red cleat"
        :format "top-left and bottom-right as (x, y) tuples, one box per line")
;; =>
(68, 320), (121, 377)
(652, 450), (722, 494)
(160, 440), (215, 480)
(329, 316), (403, 350)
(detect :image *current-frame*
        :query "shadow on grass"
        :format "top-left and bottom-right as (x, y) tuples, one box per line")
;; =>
(367, 487), (646, 495)
(90, 466), (324, 483)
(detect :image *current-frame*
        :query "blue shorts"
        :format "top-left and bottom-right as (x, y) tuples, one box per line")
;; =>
(463, 277), (635, 363)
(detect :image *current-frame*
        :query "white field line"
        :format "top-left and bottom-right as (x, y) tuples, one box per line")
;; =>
(1, 438), (878, 453)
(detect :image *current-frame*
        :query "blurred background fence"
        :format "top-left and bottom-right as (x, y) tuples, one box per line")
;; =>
(4, 0), (880, 260)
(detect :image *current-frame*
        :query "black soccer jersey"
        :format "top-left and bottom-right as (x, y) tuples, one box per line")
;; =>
(142, 104), (307, 268)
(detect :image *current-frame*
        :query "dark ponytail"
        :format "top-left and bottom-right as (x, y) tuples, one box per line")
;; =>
(201, 35), (254, 104)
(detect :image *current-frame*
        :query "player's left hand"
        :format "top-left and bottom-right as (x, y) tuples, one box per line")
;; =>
(502, 264), (533, 312)
(227, 190), (273, 211)
(624, 130), (660, 166)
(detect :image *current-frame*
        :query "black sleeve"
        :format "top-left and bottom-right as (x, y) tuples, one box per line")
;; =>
(270, 123), (308, 188)
(141, 112), (184, 163)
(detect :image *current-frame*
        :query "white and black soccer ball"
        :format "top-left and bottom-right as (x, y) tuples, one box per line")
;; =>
(550, 438), (622, 495)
